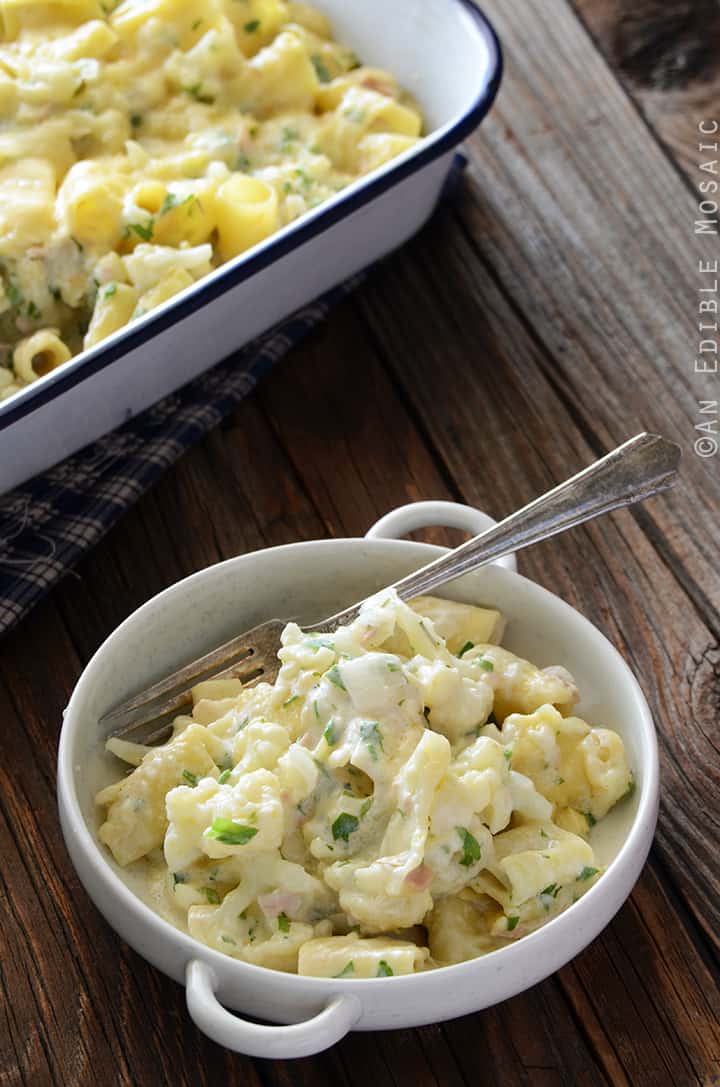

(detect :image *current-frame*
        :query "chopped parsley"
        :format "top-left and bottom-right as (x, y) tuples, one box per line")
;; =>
(277, 912), (290, 933)
(280, 126), (301, 151)
(313, 757), (332, 780)
(243, 18), (261, 32)
(217, 768), (232, 785)
(181, 769), (198, 787)
(507, 915), (520, 931)
(6, 282), (21, 306)
(202, 886), (220, 904)
(386, 662), (400, 672)
(577, 866), (599, 882)
(540, 883), (561, 898)
(311, 54), (332, 83)
(205, 818), (258, 845)
(360, 721), (383, 761)
(126, 220), (154, 242)
(292, 167), (313, 190)
(626, 777), (636, 797)
(183, 82), (212, 102)
(221, 934), (236, 945)
(554, 776), (565, 786)
(359, 796), (373, 819)
(327, 664), (346, 691)
(283, 695), (300, 707)
(457, 641), (474, 658)
(473, 657), (494, 672)
(456, 826), (482, 867)
(26, 300), (40, 319)
(103, 284), (117, 298)
(191, 18), (203, 30)
(377, 960), (393, 977)
(332, 813), (359, 842)
(503, 747), (512, 763)
(159, 192), (178, 215)
(584, 811), (597, 828)
(323, 721), (337, 746)
(333, 960), (355, 978)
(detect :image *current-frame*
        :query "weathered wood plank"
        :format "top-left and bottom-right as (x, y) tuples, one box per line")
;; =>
(51, 391), (327, 661)
(257, 303), (460, 539)
(572, 0), (720, 182)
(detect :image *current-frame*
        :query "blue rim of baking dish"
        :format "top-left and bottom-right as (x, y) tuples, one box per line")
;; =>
(0, 1), (502, 431)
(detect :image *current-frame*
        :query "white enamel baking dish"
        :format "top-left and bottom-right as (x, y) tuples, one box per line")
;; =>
(0, 0), (502, 494)
(58, 501), (659, 1059)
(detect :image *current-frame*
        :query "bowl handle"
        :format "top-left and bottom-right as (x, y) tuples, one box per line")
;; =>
(365, 500), (517, 571)
(185, 960), (362, 1058)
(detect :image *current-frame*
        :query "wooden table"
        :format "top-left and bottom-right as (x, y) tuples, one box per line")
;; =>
(2, 2), (719, 1084)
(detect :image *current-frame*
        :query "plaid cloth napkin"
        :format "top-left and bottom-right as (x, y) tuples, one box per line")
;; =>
(0, 156), (465, 636)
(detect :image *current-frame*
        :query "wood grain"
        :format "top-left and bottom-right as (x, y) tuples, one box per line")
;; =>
(0, 0), (718, 1084)
(573, 0), (720, 181)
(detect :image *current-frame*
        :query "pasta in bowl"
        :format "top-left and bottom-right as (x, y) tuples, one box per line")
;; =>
(58, 506), (658, 1057)
(0, 0), (423, 397)
(96, 590), (634, 977)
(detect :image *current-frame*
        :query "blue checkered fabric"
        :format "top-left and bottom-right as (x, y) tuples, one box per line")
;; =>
(0, 156), (465, 635)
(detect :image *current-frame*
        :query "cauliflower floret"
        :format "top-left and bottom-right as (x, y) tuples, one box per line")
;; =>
(164, 768), (283, 870)
(473, 645), (579, 721)
(412, 658), (493, 743)
(122, 243), (213, 292)
(496, 704), (632, 823)
(96, 723), (217, 866)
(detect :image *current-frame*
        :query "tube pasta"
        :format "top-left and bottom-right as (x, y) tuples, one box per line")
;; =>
(84, 282), (138, 349)
(13, 329), (71, 381)
(96, 591), (633, 974)
(214, 175), (279, 260)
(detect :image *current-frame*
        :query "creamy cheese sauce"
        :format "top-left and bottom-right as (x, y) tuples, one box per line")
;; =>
(95, 591), (635, 977)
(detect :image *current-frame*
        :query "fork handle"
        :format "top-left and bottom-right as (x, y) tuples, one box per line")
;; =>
(322, 432), (680, 628)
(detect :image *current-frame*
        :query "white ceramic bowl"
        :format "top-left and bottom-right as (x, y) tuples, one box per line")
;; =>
(57, 501), (658, 1059)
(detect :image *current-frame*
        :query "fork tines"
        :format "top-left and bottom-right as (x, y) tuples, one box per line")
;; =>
(99, 621), (279, 742)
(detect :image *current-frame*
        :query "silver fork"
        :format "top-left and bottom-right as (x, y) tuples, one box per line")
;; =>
(101, 432), (680, 745)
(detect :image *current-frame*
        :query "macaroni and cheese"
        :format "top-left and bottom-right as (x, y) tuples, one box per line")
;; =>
(0, 0), (423, 397)
(96, 591), (634, 976)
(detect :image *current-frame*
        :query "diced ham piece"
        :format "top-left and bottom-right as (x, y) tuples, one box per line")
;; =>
(361, 75), (394, 97)
(258, 892), (303, 918)
(404, 864), (433, 891)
